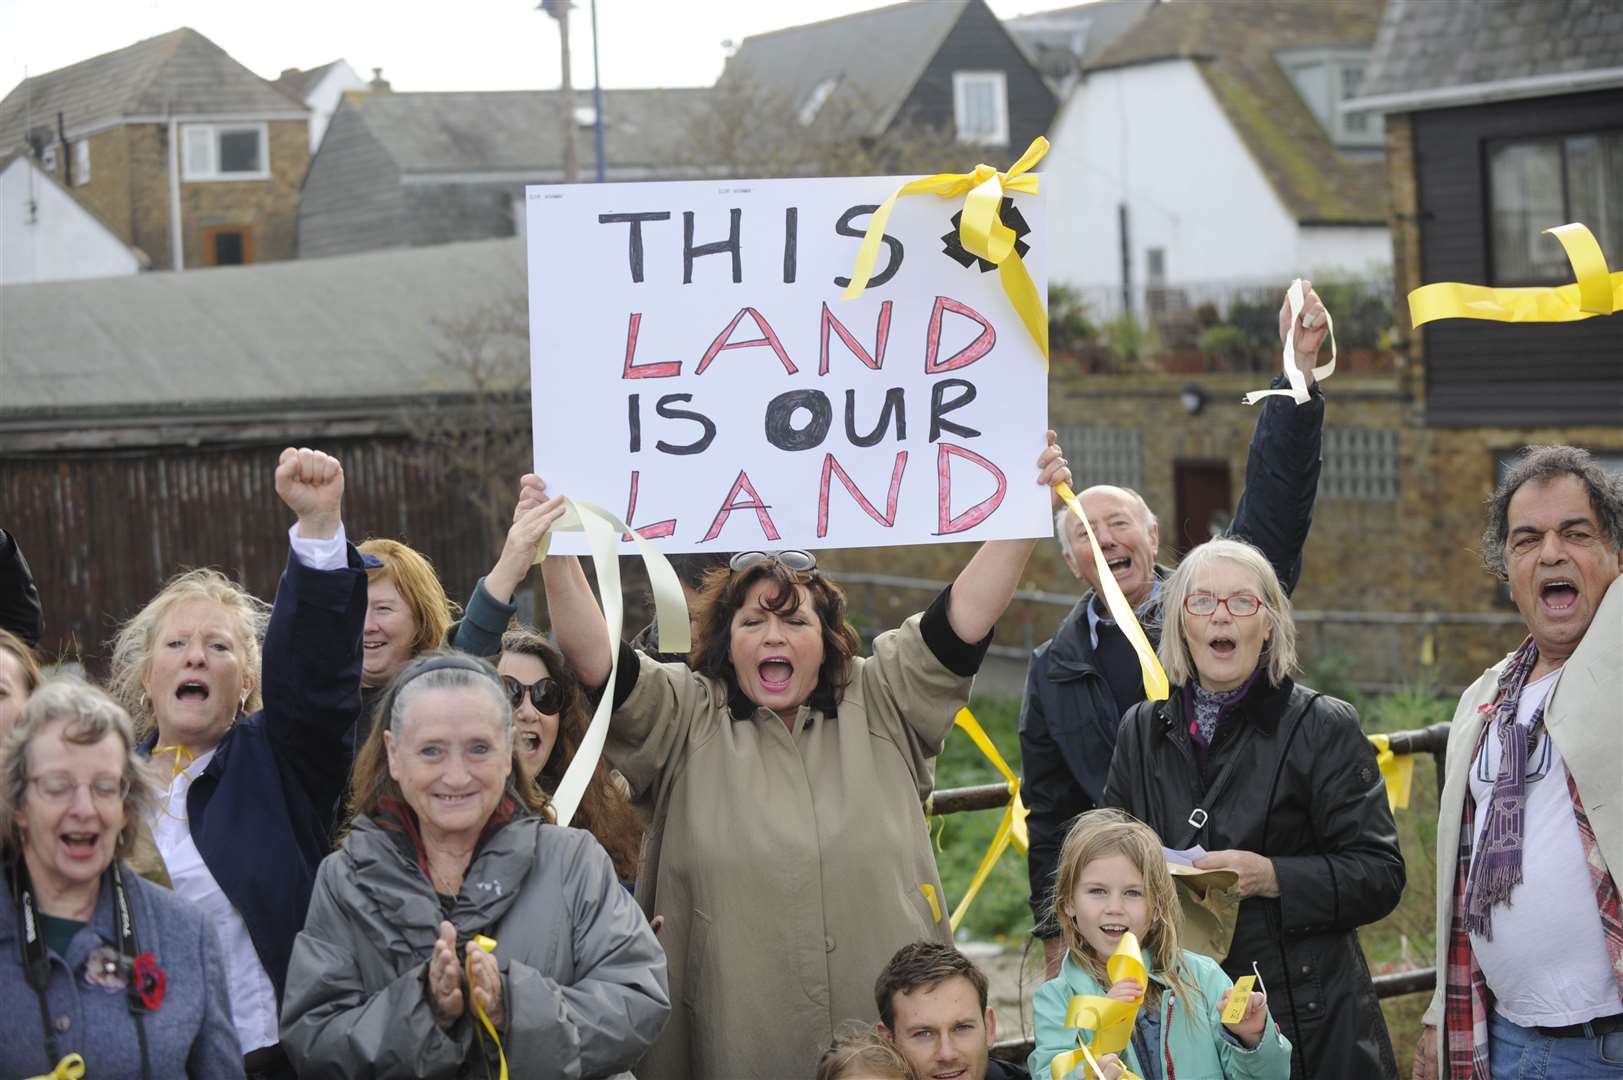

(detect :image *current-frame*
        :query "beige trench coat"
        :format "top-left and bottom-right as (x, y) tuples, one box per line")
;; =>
(606, 610), (965, 1080)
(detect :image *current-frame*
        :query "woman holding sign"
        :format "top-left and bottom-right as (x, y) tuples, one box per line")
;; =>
(535, 436), (1071, 1079)
(1102, 539), (1403, 1080)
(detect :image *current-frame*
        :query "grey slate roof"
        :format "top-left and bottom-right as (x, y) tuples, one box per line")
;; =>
(0, 237), (524, 418)
(341, 87), (713, 174)
(1358, 0), (1623, 110)
(1005, 0), (1154, 80)
(0, 27), (306, 154)
(271, 60), (346, 103)
(720, 0), (970, 136)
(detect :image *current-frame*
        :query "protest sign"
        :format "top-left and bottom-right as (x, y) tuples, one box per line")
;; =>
(525, 175), (1049, 554)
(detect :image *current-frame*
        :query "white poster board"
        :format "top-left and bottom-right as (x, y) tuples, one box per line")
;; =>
(525, 175), (1049, 554)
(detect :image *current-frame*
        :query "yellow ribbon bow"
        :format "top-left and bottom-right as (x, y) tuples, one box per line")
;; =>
(947, 707), (1029, 933)
(1051, 932), (1149, 1080)
(26, 1053), (85, 1080)
(842, 137), (1051, 362)
(1054, 483), (1170, 702)
(1368, 734), (1414, 813)
(467, 934), (508, 1080)
(1408, 222), (1622, 326)
(151, 743), (195, 779)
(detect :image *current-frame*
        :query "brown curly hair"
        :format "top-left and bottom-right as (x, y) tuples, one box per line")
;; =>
(689, 561), (861, 718)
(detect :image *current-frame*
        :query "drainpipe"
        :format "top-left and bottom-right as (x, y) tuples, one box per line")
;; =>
(168, 116), (184, 271)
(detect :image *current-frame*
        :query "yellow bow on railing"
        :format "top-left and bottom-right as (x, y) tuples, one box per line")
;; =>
(1368, 734), (1414, 813)
(1051, 932), (1149, 1080)
(467, 934), (508, 1080)
(842, 137), (1051, 362)
(1408, 222), (1621, 326)
(26, 1053), (85, 1080)
(947, 707), (1029, 933)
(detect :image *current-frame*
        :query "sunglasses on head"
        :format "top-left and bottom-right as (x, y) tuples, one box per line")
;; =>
(728, 549), (818, 573)
(501, 675), (562, 714)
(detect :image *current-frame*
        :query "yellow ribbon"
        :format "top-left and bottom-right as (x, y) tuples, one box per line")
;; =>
(467, 934), (508, 1080)
(1368, 734), (1414, 813)
(1054, 483), (1170, 702)
(1408, 222), (1622, 326)
(1050, 932), (1149, 1080)
(26, 1054), (85, 1080)
(534, 497), (689, 827)
(947, 707), (1029, 933)
(152, 743), (195, 778)
(841, 137), (1051, 362)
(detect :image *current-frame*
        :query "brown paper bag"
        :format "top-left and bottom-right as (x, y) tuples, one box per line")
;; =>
(1167, 864), (1241, 962)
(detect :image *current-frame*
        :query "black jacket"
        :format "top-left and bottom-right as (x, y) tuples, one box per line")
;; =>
(0, 528), (42, 647)
(1021, 379), (1324, 932)
(1104, 678), (1405, 1080)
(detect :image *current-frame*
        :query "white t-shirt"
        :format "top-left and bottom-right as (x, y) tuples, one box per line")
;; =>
(150, 749), (282, 1054)
(1468, 669), (1618, 1026)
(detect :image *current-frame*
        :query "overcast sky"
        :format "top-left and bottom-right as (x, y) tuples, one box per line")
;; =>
(1, 0), (1057, 97)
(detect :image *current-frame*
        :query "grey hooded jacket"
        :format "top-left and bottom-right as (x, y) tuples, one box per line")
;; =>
(280, 813), (669, 1079)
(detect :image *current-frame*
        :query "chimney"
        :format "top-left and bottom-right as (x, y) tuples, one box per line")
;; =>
(279, 67), (301, 81)
(370, 67), (392, 92)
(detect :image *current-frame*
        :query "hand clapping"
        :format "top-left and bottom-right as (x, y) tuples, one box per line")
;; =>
(426, 921), (463, 1029)
(275, 447), (343, 541)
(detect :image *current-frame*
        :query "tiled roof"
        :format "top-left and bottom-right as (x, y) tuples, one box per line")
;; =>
(1358, 0), (1623, 109)
(0, 28), (305, 154)
(1087, 0), (1386, 225)
(343, 87), (713, 173)
(1005, 0), (1155, 78)
(720, 0), (969, 136)
(270, 60), (347, 103)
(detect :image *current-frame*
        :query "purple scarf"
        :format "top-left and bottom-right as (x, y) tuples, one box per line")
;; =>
(1462, 637), (1547, 939)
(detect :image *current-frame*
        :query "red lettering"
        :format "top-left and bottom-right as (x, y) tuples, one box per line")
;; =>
(923, 296), (997, 373)
(695, 307), (798, 375)
(817, 451), (908, 536)
(702, 470), (781, 542)
(935, 442), (1007, 535)
(818, 300), (892, 375)
(622, 470), (676, 540)
(621, 313), (682, 379)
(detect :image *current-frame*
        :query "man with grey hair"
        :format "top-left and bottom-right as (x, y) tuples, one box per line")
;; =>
(1414, 445), (1623, 1080)
(1022, 285), (1331, 976)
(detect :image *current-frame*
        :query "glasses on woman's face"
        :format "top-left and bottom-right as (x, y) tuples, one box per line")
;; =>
(501, 675), (562, 714)
(29, 773), (129, 807)
(1183, 593), (1263, 618)
(728, 550), (818, 573)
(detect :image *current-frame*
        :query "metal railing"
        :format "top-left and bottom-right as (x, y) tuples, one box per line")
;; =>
(928, 721), (1451, 1062)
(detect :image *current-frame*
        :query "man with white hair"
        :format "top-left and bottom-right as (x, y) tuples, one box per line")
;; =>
(1022, 284), (1331, 976)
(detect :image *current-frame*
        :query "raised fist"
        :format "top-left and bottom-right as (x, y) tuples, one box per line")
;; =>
(276, 447), (344, 540)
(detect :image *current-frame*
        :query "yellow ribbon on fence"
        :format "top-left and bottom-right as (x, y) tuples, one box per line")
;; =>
(26, 1054), (85, 1080)
(841, 137), (1052, 362)
(947, 707), (1029, 933)
(1368, 734), (1414, 813)
(535, 497), (689, 827)
(1054, 483), (1170, 702)
(1050, 932), (1149, 1080)
(467, 934), (508, 1080)
(1408, 222), (1622, 327)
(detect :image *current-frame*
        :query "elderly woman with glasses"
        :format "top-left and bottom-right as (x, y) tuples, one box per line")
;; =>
(1102, 538), (1404, 1080)
(0, 678), (244, 1080)
(532, 438), (1072, 1080)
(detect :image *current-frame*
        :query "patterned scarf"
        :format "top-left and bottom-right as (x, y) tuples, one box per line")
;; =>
(1461, 637), (1544, 938)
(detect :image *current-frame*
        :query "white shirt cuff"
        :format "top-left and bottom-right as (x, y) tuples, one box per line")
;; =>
(287, 522), (348, 570)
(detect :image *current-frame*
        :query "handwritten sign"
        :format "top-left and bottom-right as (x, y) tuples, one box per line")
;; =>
(525, 176), (1049, 553)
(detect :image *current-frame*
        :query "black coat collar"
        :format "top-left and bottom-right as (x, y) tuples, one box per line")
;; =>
(1157, 673), (1297, 738)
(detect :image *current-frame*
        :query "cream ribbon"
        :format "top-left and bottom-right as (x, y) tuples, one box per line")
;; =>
(1242, 278), (1336, 406)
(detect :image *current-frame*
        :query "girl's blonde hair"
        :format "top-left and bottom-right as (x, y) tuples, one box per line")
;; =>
(1051, 808), (1194, 1013)
(1157, 538), (1297, 688)
(107, 568), (269, 739)
(816, 1027), (913, 1080)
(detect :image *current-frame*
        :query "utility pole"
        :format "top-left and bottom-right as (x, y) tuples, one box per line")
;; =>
(590, 0), (605, 183)
(542, 0), (580, 183)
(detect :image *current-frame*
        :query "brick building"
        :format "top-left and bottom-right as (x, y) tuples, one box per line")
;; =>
(0, 27), (310, 270)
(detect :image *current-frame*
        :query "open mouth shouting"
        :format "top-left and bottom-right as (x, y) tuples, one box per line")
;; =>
(1538, 577), (1580, 615)
(757, 656), (794, 694)
(61, 829), (105, 861)
(175, 679), (210, 705)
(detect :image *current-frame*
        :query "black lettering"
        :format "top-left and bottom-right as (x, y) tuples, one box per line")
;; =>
(845, 387), (907, 447)
(628, 394), (642, 453)
(929, 378), (980, 442)
(684, 208), (742, 284)
(598, 212), (671, 283)
(832, 204), (904, 289)
(654, 394), (717, 455)
(783, 206), (798, 284)
(764, 389), (833, 452)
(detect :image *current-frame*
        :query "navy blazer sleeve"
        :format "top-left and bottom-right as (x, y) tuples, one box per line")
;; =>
(261, 543), (368, 838)
(0, 529), (43, 647)
(1228, 375), (1324, 596)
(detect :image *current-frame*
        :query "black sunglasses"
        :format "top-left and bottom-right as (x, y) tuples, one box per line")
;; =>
(501, 675), (562, 714)
(728, 549), (818, 573)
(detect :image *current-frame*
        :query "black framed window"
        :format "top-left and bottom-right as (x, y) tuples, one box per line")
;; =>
(1488, 131), (1623, 283)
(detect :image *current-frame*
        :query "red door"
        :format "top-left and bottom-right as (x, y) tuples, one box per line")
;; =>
(1172, 460), (1233, 559)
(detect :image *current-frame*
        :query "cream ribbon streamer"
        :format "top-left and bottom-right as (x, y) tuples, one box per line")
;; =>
(1242, 277), (1336, 406)
(535, 498), (689, 827)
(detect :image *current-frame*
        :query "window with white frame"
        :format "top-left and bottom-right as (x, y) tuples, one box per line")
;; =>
(74, 140), (90, 185)
(1488, 131), (1623, 283)
(952, 71), (1009, 146)
(182, 123), (269, 180)
(1276, 48), (1382, 148)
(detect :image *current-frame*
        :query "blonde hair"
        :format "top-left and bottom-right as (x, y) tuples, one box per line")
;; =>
(817, 1027), (913, 1080)
(357, 538), (456, 658)
(0, 628), (44, 698)
(0, 676), (161, 863)
(1051, 809), (1194, 1013)
(1157, 538), (1297, 688)
(107, 568), (270, 738)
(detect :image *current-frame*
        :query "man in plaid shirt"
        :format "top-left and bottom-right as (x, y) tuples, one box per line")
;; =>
(1414, 446), (1623, 1080)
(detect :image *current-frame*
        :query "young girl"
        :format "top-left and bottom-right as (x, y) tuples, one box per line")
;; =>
(1030, 809), (1292, 1080)
(816, 1029), (914, 1080)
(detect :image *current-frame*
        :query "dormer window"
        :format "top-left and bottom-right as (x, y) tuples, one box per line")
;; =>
(799, 76), (840, 126)
(1276, 47), (1383, 149)
(953, 71), (1009, 147)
